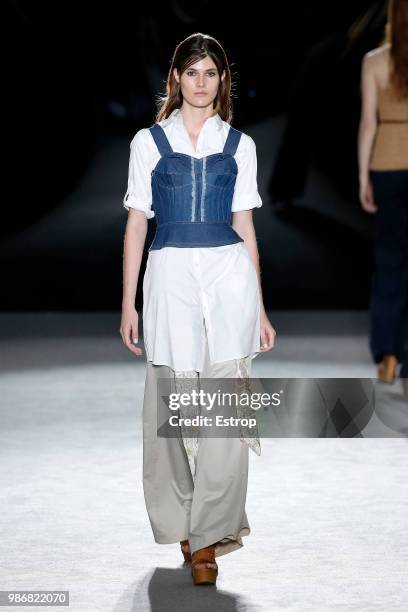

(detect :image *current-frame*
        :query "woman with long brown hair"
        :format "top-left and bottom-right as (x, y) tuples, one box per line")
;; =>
(358, 0), (408, 395)
(120, 33), (276, 585)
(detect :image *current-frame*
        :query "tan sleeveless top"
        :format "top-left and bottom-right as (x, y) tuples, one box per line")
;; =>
(370, 85), (408, 171)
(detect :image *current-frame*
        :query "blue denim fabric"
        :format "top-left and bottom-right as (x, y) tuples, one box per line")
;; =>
(147, 123), (245, 251)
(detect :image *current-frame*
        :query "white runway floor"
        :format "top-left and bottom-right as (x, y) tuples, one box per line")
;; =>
(0, 311), (407, 612)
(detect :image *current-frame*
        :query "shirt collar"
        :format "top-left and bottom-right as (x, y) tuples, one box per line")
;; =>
(160, 107), (223, 131)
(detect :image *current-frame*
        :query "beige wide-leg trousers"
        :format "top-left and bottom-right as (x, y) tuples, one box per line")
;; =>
(142, 323), (252, 558)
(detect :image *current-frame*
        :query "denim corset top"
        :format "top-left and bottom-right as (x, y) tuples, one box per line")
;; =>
(147, 122), (245, 251)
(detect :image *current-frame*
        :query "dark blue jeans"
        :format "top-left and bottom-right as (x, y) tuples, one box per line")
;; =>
(369, 169), (408, 378)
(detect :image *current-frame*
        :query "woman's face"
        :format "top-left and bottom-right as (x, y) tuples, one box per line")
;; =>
(174, 56), (225, 110)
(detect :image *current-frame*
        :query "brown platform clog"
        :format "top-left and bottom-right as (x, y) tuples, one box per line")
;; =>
(191, 544), (218, 586)
(377, 354), (398, 383)
(180, 539), (191, 563)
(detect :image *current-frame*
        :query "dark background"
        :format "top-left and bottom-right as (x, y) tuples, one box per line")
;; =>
(2, 0), (388, 310)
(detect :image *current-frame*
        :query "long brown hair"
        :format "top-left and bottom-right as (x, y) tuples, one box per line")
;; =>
(386, 0), (408, 97)
(154, 33), (233, 124)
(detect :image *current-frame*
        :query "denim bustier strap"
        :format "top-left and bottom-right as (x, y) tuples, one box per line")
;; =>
(147, 121), (245, 251)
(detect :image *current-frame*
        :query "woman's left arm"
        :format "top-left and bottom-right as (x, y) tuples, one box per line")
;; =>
(232, 211), (276, 353)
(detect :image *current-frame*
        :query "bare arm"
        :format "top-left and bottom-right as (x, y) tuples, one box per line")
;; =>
(120, 209), (148, 355)
(232, 210), (276, 352)
(358, 53), (378, 212)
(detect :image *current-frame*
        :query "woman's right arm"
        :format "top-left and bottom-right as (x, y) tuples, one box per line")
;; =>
(119, 130), (155, 355)
(120, 210), (148, 355)
(358, 52), (378, 213)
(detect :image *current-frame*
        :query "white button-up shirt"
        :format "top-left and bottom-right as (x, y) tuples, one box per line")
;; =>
(123, 107), (263, 372)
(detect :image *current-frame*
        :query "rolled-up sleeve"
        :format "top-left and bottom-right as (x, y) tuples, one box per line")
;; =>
(123, 129), (155, 219)
(231, 135), (262, 212)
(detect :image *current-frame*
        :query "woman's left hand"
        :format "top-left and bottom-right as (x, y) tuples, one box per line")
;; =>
(260, 311), (276, 352)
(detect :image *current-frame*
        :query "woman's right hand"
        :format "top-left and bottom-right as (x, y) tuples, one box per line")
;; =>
(120, 304), (144, 356)
(359, 176), (377, 213)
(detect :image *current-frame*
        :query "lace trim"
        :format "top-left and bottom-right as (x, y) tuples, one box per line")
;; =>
(171, 357), (261, 483)
(234, 357), (262, 456)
